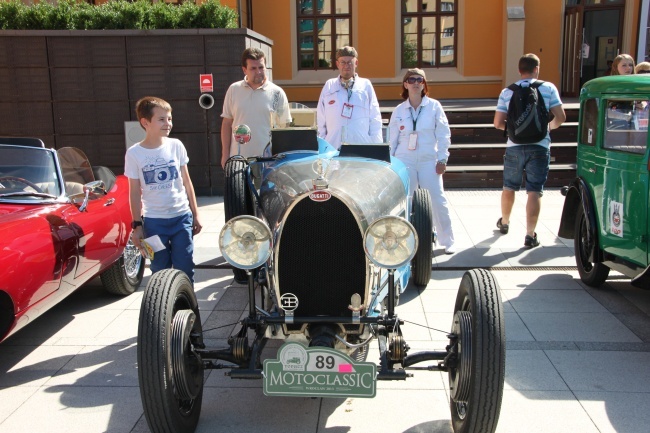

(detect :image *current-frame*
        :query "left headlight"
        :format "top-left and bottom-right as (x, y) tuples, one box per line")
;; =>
(219, 216), (272, 270)
(363, 216), (418, 269)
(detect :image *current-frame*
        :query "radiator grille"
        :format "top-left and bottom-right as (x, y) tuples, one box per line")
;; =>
(277, 196), (366, 318)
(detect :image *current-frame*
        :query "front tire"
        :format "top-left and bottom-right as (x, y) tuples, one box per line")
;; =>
(449, 269), (505, 433)
(574, 205), (609, 287)
(224, 158), (254, 284)
(100, 238), (145, 295)
(138, 269), (204, 433)
(411, 188), (433, 286)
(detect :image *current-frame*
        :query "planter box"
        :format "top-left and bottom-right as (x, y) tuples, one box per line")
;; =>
(0, 28), (275, 195)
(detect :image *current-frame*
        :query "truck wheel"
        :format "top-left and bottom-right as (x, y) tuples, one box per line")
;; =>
(574, 206), (610, 287)
(411, 188), (433, 286)
(449, 269), (505, 433)
(138, 269), (204, 433)
(100, 238), (145, 295)
(224, 158), (254, 284)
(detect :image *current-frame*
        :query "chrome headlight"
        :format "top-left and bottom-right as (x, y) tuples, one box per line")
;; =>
(363, 216), (418, 269)
(219, 216), (272, 269)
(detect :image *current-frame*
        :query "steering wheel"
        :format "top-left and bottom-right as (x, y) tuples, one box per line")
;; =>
(0, 176), (44, 193)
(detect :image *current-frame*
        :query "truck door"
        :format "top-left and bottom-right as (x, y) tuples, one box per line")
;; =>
(596, 97), (649, 267)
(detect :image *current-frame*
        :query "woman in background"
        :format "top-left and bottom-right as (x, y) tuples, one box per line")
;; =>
(634, 62), (650, 74)
(611, 54), (635, 75)
(388, 69), (456, 254)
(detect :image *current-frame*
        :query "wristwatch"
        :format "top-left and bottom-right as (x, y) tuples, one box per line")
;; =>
(131, 220), (143, 229)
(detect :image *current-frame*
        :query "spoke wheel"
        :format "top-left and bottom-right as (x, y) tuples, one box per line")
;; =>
(224, 158), (254, 284)
(410, 188), (433, 286)
(138, 269), (204, 433)
(101, 238), (144, 295)
(449, 269), (505, 433)
(574, 206), (609, 287)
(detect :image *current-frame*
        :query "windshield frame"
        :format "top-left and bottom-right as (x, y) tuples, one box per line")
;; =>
(0, 144), (66, 204)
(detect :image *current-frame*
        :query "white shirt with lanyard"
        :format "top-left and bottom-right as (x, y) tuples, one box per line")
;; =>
(408, 105), (422, 150)
(341, 78), (355, 119)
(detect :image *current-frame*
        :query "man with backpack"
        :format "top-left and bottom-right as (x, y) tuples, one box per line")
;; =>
(493, 53), (566, 247)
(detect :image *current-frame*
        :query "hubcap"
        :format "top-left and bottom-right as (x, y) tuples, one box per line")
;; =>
(449, 310), (472, 411)
(171, 309), (203, 401)
(124, 239), (142, 279)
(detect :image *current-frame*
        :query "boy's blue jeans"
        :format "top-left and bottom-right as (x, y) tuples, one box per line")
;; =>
(142, 213), (194, 283)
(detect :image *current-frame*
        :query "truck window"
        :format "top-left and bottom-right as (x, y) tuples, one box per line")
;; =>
(579, 98), (598, 146)
(603, 99), (648, 155)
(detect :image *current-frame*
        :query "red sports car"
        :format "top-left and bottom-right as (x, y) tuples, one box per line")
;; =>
(0, 137), (144, 343)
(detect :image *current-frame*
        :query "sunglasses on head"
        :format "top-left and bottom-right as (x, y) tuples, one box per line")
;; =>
(406, 76), (424, 84)
(638, 70), (650, 74)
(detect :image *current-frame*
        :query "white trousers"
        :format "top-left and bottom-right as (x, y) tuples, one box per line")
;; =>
(404, 159), (455, 248)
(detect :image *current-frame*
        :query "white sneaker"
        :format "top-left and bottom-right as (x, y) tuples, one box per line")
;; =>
(445, 244), (456, 254)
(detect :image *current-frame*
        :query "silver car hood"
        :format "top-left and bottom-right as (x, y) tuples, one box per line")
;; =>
(259, 157), (408, 233)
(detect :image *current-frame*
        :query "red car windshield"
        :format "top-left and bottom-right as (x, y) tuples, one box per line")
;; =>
(0, 145), (62, 199)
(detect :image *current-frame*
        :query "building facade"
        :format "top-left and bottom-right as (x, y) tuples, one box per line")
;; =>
(217, 0), (644, 101)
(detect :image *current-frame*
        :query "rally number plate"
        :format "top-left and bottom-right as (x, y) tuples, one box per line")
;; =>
(263, 342), (376, 398)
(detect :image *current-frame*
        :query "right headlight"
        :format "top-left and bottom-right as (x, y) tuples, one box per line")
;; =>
(219, 216), (272, 270)
(363, 216), (418, 269)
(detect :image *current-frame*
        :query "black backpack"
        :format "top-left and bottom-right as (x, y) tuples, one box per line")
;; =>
(506, 80), (549, 144)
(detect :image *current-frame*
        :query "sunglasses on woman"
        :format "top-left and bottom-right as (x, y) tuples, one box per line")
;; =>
(638, 70), (650, 74)
(406, 76), (425, 84)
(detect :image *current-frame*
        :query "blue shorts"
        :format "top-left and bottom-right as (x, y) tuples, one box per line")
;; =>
(503, 145), (550, 195)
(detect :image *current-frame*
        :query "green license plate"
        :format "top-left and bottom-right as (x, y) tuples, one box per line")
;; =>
(263, 342), (376, 398)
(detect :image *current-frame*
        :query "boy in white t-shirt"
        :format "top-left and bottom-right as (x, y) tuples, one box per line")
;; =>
(125, 97), (202, 283)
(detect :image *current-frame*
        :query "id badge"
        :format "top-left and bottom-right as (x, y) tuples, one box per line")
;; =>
(408, 132), (418, 150)
(341, 103), (353, 119)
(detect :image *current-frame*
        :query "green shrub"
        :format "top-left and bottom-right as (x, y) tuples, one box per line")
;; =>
(0, 0), (238, 30)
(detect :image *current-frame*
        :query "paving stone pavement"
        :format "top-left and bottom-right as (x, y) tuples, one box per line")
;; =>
(1, 189), (649, 433)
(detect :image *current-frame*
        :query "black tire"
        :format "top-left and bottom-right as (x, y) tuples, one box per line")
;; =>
(100, 238), (145, 295)
(449, 269), (505, 433)
(224, 158), (254, 284)
(574, 205), (610, 287)
(138, 269), (204, 433)
(411, 188), (433, 286)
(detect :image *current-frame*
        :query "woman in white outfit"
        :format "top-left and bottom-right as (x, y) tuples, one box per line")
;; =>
(388, 68), (456, 254)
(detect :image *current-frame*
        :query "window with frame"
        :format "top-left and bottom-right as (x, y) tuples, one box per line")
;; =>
(603, 99), (648, 155)
(580, 98), (599, 146)
(402, 0), (457, 68)
(297, 0), (351, 70)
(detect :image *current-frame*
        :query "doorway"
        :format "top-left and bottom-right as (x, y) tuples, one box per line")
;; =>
(562, 1), (625, 97)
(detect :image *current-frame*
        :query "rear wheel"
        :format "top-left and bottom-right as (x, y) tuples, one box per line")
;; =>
(411, 188), (433, 286)
(224, 158), (254, 284)
(449, 269), (505, 433)
(138, 269), (204, 433)
(574, 205), (609, 287)
(101, 238), (145, 295)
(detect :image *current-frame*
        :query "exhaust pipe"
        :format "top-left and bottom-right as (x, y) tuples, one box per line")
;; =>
(199, 93), (214, 110)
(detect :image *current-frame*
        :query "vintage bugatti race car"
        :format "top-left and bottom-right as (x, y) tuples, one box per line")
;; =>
(0, 138), (144, 343)
(137, 123), (506, 433)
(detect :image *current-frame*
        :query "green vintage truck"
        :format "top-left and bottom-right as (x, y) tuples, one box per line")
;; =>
(559, 75), (649, 288)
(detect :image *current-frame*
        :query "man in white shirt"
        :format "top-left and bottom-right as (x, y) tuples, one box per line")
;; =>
(221, 48), (291, 167)
(317, 46), (382, 149)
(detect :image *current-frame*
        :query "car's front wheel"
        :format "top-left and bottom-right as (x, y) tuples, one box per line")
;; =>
(224, 158), (254, 284)
(574, 205), (609, 287)
(100, 238), (145, 295)
(138, 269), (204, 433)
(449, 269), (505, 433)
(411, 188), (433, 286)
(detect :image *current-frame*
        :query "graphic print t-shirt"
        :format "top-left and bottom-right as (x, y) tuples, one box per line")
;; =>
(124, 138), (190, 218)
